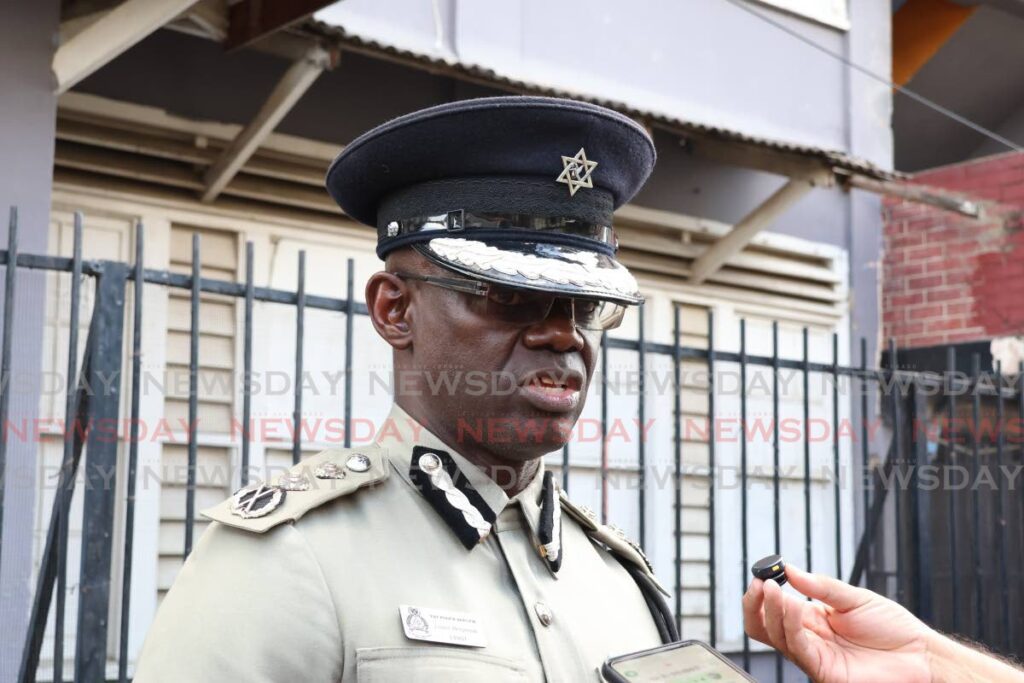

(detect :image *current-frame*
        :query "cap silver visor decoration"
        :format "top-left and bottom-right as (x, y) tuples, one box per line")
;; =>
(418, 237), (643, 305)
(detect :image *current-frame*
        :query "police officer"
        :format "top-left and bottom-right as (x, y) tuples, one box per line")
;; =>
(134, 96), (671, 681)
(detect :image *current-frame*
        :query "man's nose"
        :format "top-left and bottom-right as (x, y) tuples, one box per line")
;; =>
(522, 301), (585, 352)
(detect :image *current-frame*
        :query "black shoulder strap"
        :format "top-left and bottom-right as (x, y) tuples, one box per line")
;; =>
(618, 558), (679, 644)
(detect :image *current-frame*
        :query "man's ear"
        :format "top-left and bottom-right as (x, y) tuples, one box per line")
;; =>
(365, 271), (413, 350)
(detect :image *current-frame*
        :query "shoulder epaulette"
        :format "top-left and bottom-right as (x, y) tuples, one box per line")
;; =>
(559, 490), (670, 598)
(201, 445), (390, 534)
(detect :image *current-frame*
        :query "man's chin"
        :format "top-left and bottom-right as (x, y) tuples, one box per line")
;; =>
(450, 407), (580, 459)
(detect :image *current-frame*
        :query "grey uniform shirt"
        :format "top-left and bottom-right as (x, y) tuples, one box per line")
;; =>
(134, 404), (662, 682)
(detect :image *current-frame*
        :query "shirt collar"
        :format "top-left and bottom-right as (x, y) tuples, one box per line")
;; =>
(375, 404), (558, 569)
(376, 403), (549, 520)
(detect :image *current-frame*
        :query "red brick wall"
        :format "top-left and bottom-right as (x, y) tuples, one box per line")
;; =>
(883, 152), (1024, 348)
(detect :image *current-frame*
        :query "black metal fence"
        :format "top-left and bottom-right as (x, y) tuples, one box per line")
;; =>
(0, 208), (1021, 682)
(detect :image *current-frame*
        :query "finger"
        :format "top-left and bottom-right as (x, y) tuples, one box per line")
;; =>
(742, 579), (770, 644)
(782, 591), (820, 676)
(762, 579), (790, 657)
(785, 564), (872, 613)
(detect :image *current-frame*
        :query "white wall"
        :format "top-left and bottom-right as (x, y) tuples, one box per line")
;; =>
(316, 0), (855, 150)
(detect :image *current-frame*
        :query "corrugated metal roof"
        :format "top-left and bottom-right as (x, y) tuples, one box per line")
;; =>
(300, 19), (898, 182)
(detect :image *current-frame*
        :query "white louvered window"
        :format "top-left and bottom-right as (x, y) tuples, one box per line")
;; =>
(157, 226), (239, 604)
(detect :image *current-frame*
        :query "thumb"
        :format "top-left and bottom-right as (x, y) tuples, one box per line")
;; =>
(786, 565), (872, 613)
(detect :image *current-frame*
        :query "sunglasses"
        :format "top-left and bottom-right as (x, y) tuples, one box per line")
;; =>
(393, 272), (627, 331)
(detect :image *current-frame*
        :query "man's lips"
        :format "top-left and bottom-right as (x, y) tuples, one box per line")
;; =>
(517, 369), (584, 413)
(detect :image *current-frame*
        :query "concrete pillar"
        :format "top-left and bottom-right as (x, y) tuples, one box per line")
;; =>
(0, 1), (59, 681)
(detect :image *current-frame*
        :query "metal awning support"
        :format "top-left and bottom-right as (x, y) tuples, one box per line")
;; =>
(53, 0), (201, 95)
(179, 0), (229, 42)
(201, 46), (331, 202)
(688, 170), (832, 284)
(226, 0), (340, 50)
(836, 169), (983, 219)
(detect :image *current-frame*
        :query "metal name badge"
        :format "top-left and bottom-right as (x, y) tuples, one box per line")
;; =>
(399, 605), (487, 648)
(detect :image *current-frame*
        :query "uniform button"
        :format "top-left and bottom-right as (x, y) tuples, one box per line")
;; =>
(534, 602), (553, 627)
(418, 452), (442, 474)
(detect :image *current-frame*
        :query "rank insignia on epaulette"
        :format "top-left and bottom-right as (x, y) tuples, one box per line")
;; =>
(277, 472), (311, 491)
(345, 453), (372, 473)
(314, 462), (347, 480)
(609, 524), (654, 573)
(578, 504), (597, 522)
(230, 483), (285, 519)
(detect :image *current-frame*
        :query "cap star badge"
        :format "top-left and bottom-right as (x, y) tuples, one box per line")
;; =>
(555, 147), (598, 197)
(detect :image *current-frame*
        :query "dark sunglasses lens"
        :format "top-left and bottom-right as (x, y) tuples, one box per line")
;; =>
(481, 286), (551, 324)
(574, 300), (625, 330)
(478, 284), (626, 331)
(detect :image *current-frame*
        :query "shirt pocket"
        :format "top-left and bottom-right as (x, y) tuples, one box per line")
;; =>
(355, 646), (531, 683)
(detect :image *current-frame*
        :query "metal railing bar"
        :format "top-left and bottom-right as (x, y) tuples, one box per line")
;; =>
(293, 250), (305, 465)
(771, 320), (782, 553)
(0, 251), (368, 314)
(802, 328), (812, 575)
(53, 211), (82, 683)
(970, 352), (983, 641)
(995, 360), (1010, 651)
(138, 269), (369, 314)
(706, 309), (717, 649)
(241, 242), (254, 486)
(0, 207), (17, 576)
(771, 320), (783, 683)
(343, 258), (354, 449)
(946, 347), (959, 632)
(637, 303), (646, 548)
(74, 262), (129, 683)
(910, 382), (933, 623)
(605, 336), (954, 381)
(860, 338), (870, 588)
(600, 330), (609, 525)
(890, 338), (904, 606)
(1018, 362), (1024, 650)
(672, 305), (683, 636)
(832, 332), (841, 578)
(739, 318), (750, 672)
(117, 219), (143, 683)
(848, 433), (898, 587)
(183, 234), (200, 558)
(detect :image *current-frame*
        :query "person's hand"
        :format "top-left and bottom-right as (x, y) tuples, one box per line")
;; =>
(742, 564), (933, 683)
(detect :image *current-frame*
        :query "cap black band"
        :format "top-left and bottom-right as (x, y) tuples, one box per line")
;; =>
(376, 208), (617, 259)
(376, 176), (617, 260)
